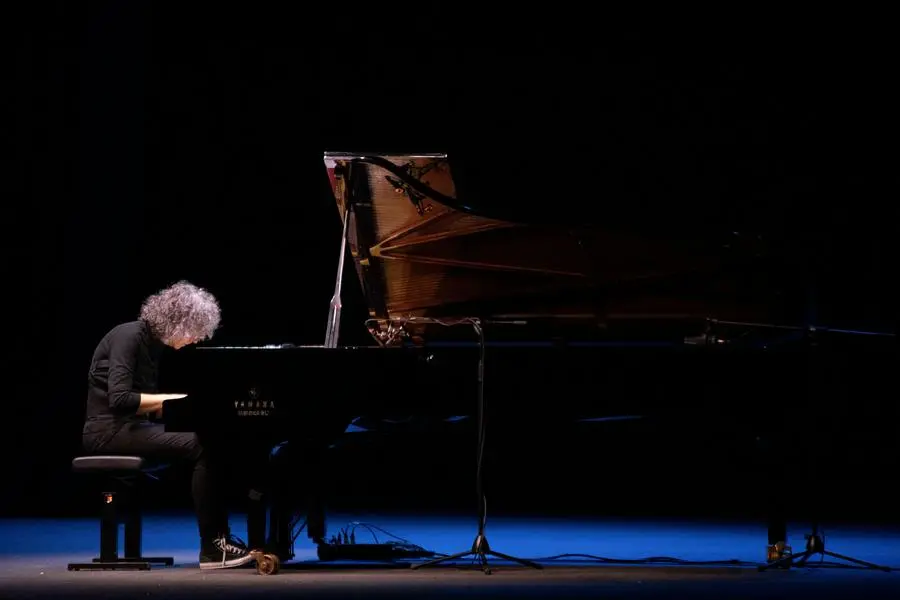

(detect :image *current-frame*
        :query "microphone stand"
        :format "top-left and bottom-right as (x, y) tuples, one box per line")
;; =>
(368, 316), (542, 574)
(755, 321), (893, 573)
(704, 319), (893, 573)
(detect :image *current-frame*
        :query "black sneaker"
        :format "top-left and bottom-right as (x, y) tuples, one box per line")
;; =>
(199, 534), (254, 570)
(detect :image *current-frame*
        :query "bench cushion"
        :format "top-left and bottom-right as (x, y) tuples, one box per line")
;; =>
(72, 455), (146, 473)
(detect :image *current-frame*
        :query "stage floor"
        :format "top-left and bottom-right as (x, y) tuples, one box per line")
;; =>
(1, 512), (899, 599)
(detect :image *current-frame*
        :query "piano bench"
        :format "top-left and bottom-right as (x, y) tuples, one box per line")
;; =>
(67, 456), (175, 572)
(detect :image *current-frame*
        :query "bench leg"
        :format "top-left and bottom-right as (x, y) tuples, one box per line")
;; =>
(67, 489), (174, 571)
(100, 491), (119, 562)
(124, 489), (142, 559)
(122, 478), (174, 566)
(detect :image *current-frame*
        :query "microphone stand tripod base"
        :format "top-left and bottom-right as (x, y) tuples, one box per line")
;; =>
(410, 534), (543, 575)
(759, 532), (891, 572)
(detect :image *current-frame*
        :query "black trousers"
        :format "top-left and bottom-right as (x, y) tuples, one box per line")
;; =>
(84, 420), (229, 543)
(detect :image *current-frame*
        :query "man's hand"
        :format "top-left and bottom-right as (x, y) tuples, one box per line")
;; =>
(138, 393), (188, 416)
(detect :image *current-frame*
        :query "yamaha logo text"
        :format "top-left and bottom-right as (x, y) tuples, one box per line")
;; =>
(235, 387), (274, 416)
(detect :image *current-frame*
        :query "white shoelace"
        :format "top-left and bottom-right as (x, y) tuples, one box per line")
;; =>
(214, 535), (247, 563)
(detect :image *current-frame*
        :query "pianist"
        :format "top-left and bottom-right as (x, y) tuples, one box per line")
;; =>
(81, 280), (254, 570)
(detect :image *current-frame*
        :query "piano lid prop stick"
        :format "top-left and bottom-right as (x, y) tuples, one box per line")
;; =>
(325, 200), (354, 348)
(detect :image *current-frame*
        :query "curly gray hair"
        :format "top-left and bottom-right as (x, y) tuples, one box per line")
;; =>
(139, 280), (221, 343)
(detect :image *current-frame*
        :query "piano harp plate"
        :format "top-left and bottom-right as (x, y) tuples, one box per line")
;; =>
(322, 152), (794, 344)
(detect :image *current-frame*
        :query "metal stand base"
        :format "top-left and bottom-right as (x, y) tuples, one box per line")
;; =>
(411, 534), (542, 575)
(759, 532), (891, 572)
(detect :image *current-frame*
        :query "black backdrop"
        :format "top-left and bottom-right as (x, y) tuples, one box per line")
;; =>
(6, 3), (895, 519)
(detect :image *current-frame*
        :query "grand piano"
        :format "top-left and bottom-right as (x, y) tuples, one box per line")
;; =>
(161, 151), (894, 563)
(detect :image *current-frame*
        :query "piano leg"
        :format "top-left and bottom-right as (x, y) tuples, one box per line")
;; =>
(246, 489), (268, 552)
(261, 441), (331, 562)
(266, 494), (294, 560)
(265, 490), (326, 559)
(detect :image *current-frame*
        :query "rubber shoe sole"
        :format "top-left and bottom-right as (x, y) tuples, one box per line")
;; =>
(199, 553), (256, 570)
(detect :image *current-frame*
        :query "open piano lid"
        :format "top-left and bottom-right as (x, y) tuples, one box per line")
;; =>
(323, 151), (793, 346)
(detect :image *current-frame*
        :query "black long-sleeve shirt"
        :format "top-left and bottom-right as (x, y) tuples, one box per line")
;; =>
(84, 320), (165, 425)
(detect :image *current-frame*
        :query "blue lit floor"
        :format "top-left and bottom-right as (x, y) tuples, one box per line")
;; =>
(2, 512), (900, 599)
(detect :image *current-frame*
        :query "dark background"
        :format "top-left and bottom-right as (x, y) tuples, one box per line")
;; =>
(6, 3), (895, 525)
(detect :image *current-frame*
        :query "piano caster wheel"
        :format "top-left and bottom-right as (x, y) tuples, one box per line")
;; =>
(251, 551), (281, 576)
